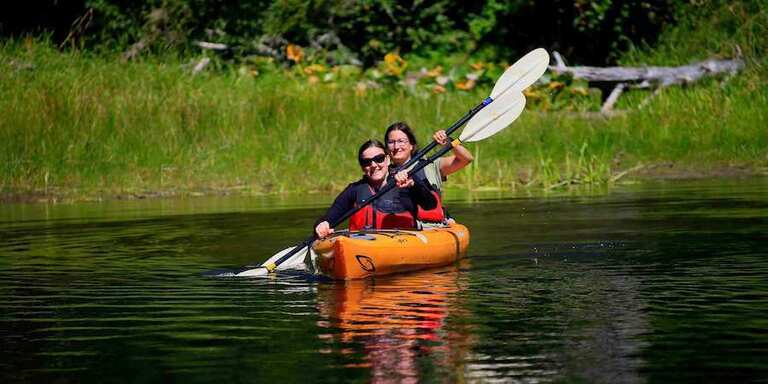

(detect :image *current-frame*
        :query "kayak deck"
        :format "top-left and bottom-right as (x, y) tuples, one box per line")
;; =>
(311, 223), (470, 279)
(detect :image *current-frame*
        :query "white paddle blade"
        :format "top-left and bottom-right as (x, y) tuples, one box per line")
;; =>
(236, 267), (271, 277)
(235, 245), (311, 277)
(460, 92), (526, 143)
(490, 48), (550, 99)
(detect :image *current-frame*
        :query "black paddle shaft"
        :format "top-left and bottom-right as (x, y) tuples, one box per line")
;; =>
(269, 141), (460, 269)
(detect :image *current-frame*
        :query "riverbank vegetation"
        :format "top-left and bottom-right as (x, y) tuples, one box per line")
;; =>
(1, 1), (766, 202)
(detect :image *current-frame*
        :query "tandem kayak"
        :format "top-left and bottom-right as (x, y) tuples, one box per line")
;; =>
(312, 223), (470, 280)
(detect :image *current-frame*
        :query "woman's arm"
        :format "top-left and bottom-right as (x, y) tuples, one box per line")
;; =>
(314, 183), (357, 237)
(433, 130), (474, 177)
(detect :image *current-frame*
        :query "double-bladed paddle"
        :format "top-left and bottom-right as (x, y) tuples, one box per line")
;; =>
(395, 48), (550, 173)
(236, 49), (549, 277)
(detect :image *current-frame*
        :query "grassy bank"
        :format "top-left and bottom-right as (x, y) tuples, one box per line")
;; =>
(1, 3), (766, 201)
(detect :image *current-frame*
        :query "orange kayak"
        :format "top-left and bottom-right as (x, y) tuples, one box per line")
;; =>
(311, 223), (470, 279)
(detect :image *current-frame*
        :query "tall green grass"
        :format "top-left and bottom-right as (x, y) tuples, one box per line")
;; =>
(2, 0), (766, 201)
(0, 41), (486, 198)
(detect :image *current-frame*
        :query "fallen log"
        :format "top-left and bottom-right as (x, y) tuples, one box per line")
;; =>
(550, 52), (744, 87)
(549, 51), (745, 113)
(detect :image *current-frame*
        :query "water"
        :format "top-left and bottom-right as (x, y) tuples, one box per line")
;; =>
(1, 178), (766, 383)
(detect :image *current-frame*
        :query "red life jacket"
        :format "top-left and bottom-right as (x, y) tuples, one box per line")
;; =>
(348, 183), (417, 231)
(412, 167), (446, 223)
(417, 191), (445, 222)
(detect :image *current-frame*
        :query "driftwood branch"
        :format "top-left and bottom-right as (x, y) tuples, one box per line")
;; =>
(195, 41), (229, 51)
(191, 57), (211, 75)
(549, 51), (745, 113)
(601, 83), (627, 114)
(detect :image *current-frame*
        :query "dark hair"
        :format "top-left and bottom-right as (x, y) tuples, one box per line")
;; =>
(384, 121), (419, 156)
(357, 139), (387, 166)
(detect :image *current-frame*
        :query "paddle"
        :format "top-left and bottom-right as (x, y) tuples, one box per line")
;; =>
(236, 92), (528, 277)
(396, 48), (550, 173)
(236, 49), (549, 278)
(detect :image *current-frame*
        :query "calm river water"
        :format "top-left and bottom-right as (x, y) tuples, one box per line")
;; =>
(1, 178), (766, 383)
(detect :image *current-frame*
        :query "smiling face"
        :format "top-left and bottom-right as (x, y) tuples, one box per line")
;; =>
(359, 147), (390, 184)
(386, 129), (414, 166)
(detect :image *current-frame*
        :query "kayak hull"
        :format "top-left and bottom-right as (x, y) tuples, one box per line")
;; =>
(312, 224), (470, 280)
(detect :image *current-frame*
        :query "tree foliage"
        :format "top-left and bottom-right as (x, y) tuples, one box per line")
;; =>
(0, 1), (744, 66)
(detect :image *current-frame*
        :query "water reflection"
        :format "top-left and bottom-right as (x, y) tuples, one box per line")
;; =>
(316, 262), (474, 382)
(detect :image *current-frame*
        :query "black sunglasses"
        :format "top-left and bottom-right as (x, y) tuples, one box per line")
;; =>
(359, 153), (387, 167)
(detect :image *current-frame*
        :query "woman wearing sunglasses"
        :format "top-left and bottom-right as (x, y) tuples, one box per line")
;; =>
(314, 140), (437, 238)
(384, 121), (474, 223)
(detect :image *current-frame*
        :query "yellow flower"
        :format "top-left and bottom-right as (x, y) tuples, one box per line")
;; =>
(470, 62), (485, 71)
(523, 88), (542, 99)
(286, 44), (303, 63)
(432, 84), (447, 94)
(570, 86), (589, 96)
(303, 64), (327, 75)
(456, 79), (476, 91)
(383, 52), (407, 76)
(426, 66), (443, 77)
(547, 81), (565, 90)
(308, 75), (320, 84)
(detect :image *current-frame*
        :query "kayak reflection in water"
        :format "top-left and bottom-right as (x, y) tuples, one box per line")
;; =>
(316, 264), (475, 382)
(384, 121), (474, 225)
(314, 139), (437, 239)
